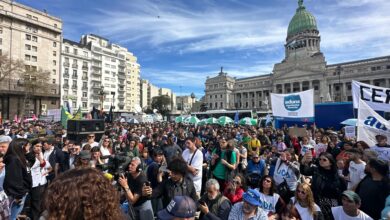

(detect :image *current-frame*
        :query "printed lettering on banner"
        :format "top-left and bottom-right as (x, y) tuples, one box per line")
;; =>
(352, 80), (390, 112)
(357, 99), (390, 146)
(271, 89), (314, 118)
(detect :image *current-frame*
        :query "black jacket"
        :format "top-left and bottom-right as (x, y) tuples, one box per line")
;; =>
(151, 176), (198, 207)
(4, 155), (32, 199)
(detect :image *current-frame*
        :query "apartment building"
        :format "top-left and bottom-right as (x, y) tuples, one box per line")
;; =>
(0, 0), (62, 119)
(60, 34), (141, 113)
(140, 79), (176, 111)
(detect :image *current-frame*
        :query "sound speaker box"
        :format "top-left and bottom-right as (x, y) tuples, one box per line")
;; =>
(67, 119), (105, 143)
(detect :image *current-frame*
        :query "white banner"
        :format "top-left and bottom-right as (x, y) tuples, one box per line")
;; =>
(352, 80), (390, 112)
(271, 89), (314, 118)
(357, 99), (390, 146)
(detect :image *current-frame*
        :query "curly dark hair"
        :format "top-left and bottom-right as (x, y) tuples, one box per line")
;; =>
(42, 168), (124, 220)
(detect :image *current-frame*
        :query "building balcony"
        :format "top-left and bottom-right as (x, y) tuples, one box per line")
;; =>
(118, 87), (125, 91)
(118, 75), (125, 80)
(63, 73), (69, 78)
(82, 65), (88, 70)
(82, 86), (88, 90)
(81, 97), (88, 101)
(71, 86), (77, 90)
(118, 80), (125, 85)
(92, 84), (101, 89)
(90, 77), (100, 82)
(63, 62), (70, 67)
(118, 101), (125, 106)
(63, 84), (69, 89)
(82, 76), (88, 80)
(91, 71), (101, 76)
(118, 95), (125, 99)
(90, 99), (100, 104)
(72, 64), (78, 68)
(72, 74), (78, 78)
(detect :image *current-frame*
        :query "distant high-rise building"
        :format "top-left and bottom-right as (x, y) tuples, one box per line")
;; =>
(60, 34), (141, 113)
(0, 0), (62, 119)
(140, 79), (176, 111)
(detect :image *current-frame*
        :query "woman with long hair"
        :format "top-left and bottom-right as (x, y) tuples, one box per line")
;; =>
(4, 138), (32, 220)
(41, 168), (124, 220)
(300, 152), (346, 220)
(290, 183), (324, 220)
(100, 137), (113, 160)
(256, 175), (285, 218)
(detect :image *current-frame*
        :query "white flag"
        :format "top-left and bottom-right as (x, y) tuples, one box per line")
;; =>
(357, 99), (390, 146)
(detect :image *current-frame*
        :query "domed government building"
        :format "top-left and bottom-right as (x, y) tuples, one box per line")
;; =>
(204, 0), (390, 111)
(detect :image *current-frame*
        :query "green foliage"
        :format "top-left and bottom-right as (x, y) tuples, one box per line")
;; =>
(151, 95), (171, 116)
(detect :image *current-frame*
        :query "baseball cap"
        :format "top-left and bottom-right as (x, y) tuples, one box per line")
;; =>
(342, 190), (361, 204)
(243, 189), (262, 206)
(0, 135), (12, 144)
(157, 196), (196, 220)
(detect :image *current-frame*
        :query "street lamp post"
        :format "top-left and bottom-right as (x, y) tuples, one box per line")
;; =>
(99, 86), (105, 110)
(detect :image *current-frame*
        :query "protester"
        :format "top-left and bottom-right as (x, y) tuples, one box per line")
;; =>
(290, 183), (323, 220)
(331, 190), (373, 220)
(256, 175), (285, 218)
(228, 188), (268, 220)
(157, 196), (197, 220)
(0, 152), (10, 219)
(345, 148), (366, 190)
(199, 178), (231, 220)
(28, 139), (51, 220)
(211, 137), (236, 191)
(142, 157), (198, 207)
(4, 138), (32, 220)
(182, 137), (203, 196)
(119, 157), (154, 220)
(355, 158), (390, 219)
(300, 152), (346, 220)
(223, 174), (245, 204)
(40, 168), (124, 220)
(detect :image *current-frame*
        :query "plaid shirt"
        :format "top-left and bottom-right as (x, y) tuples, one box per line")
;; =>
(228, 202), (267, 220)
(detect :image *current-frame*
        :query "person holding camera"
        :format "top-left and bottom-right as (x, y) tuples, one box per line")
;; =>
(118, 157), (154, 220)
(223, 174), (245, 204)
(142, 157), (198, 208)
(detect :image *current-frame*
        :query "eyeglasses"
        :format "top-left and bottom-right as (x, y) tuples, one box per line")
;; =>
(297, 190), (306, 195)
(319, 158), (328, 162)
(264, 179), (272, 183)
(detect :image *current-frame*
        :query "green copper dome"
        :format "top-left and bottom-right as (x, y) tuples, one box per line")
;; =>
(287, 0), (317, 37)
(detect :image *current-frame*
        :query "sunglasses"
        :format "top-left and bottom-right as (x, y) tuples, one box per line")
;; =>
(88, 136), (95, 138)
(264, 179), (272, 183)
(297, 190), (306, 195)
(319, 158), (328, 162)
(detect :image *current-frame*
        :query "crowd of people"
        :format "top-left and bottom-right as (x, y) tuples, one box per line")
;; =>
(0, 120), (389, 220)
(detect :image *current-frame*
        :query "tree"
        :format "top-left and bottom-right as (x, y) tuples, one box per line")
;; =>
(0, 54), (51, 117)
(151, 95), (171, 116)
(0, 54), (24, 83)
(18, 67), (50, 116)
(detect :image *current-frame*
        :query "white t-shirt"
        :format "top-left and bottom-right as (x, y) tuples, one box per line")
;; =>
(182, 148), (203, 193)
(291, 197), (321, 220)
(348, 161), (366, 190)
(331, 206), (373, 220)
(256, 190), (280, 214)
(273, 159), (299, 191)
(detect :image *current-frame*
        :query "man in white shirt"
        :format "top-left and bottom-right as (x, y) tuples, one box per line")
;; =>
(182, 137), (203, 196)
(345, 148), (366, 190)
(332, 190), (373, 220)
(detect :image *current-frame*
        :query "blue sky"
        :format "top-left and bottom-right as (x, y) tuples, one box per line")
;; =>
(18, 0), (390, 98)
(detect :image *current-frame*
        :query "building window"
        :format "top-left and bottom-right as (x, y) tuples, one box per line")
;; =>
(52, 79), (55, 84)
(25, 55), (30, 61)
(32, 36), (38, 42)
(51, 89), (56, 94)
(65, 46), (69, 53)
(82, 92), (87, 97)
(82, 102), (87, 108)
(0, 27), (2, 34)
(53, 60), (56, 66)
(64, 68), (69, 74)
(26, 34), (31, 40)
(214, 95), (217, 98)
(53, 51), (56, 56)
(25, 44), (31, 50)
(52, 69), (56, 75)
(32, 46), (37, 52)
(51, 100), (56, 105)
(73, 49), (78, 55)
(53, 42), (57, 47)
(31, 56), (37, 62)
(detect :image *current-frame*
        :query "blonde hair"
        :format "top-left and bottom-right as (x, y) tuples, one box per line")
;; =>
(295, 183), (316, 216)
